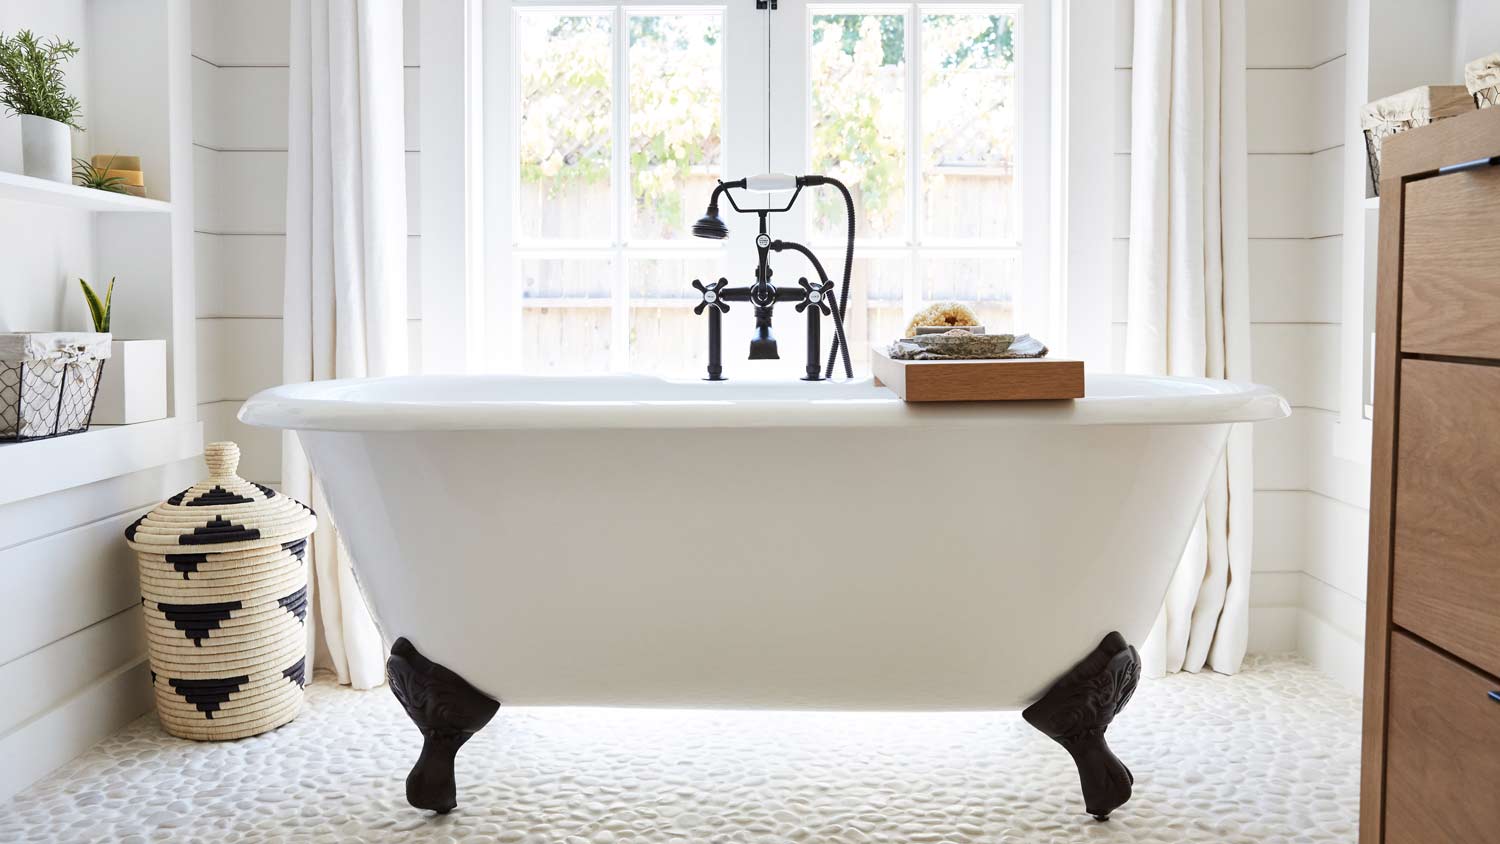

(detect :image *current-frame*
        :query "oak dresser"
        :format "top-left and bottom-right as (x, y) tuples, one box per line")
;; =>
(1361, 105), (1500, 843)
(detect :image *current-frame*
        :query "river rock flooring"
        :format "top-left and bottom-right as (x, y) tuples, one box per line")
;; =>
(0, 655), (1359, 844)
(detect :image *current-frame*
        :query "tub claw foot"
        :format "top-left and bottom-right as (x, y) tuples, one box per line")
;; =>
(387, 637), (501, 814)
(1022, 631), (1141, 822)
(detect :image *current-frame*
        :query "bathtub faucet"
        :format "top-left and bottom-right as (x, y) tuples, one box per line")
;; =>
(689, 174), (855, 381)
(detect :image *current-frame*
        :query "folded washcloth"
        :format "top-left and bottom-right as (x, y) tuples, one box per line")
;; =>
(889, 332), (1048, 361)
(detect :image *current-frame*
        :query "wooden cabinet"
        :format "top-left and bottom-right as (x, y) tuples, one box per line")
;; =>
(1401, 165), (1500, 359)
(1384, 633), (1500, 844)
(1392, 360), (1500, 679)
(1362, 107), (1500, 844)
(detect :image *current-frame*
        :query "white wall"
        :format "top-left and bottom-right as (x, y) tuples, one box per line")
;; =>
(1243, 0), (1362, 691)
(192, 0), (421, 486)
(1453, 0), (1500, 82)
(0, 0), (202, 800)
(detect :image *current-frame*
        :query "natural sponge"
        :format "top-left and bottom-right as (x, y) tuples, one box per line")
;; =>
(905, 302), (980, 338)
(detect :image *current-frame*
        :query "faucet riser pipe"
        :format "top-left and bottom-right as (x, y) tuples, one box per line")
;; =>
(803, 302), (823, 381)
(705, 307), (724, 381)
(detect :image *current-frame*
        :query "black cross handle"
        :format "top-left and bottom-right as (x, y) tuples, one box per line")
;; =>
(692, 278), (730, 315)
(795, 278), (833, 316)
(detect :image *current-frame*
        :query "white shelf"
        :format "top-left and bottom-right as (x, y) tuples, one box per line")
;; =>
(0, 416), (203, 506)
(1364, 195), (1380, 210)
(0, 170), (170, 213)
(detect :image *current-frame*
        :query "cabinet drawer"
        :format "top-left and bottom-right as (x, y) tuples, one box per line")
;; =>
(1402, 164), (1500, 360)
(1385, 632), (1500, 844)
(1392, 359), (1500, 679)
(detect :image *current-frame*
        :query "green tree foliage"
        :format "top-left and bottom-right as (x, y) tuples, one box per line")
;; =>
(517, 13), (1014, 239)
(517, 14), (722, 238)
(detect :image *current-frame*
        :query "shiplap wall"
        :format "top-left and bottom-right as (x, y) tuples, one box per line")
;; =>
(1112, 0), (1354, 677)
(192, 0), (421, 486)
(0, 2), (205, 801)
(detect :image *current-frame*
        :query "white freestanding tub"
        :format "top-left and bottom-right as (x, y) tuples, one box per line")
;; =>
(239, 373), (1287, 818)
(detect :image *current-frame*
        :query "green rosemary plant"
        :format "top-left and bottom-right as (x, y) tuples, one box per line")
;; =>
(0, 30), (83, 129)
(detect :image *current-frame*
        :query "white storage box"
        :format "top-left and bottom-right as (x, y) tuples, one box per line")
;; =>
(91, 339), (167, 425)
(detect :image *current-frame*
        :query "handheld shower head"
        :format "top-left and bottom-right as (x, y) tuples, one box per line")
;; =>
(691, 207), (729, 240)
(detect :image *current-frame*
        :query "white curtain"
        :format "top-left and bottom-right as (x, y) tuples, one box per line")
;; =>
(283, 0), (408, 689)
(1127, 0), (1253, 676)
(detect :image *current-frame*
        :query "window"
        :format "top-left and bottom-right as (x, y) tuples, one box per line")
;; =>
(484, 1), (1047, 378)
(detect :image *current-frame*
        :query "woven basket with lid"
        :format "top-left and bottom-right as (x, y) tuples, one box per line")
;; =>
(125, 441), (316, 741)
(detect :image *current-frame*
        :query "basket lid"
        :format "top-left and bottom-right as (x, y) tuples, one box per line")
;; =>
(126, 442), (316, 554)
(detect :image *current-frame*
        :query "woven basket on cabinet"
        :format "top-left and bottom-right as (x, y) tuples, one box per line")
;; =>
(125, 442), (316, 740)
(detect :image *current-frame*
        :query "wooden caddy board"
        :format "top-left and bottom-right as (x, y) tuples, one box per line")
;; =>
(870, 345), (1084, 402)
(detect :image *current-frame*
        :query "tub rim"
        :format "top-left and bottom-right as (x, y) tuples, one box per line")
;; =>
(238, 373), (1290, 432)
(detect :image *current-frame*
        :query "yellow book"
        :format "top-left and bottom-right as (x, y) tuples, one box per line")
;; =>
(91, 154), (141, 171)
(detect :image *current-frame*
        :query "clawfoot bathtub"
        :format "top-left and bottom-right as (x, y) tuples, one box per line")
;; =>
(240, 374), (1287, 820)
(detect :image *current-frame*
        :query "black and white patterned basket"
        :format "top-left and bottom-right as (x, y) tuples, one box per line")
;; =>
(0, 332), (110, 441)
(126, 442), (317, 741)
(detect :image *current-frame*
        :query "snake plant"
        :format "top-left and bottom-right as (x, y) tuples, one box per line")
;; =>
(80, 277), (113, 333)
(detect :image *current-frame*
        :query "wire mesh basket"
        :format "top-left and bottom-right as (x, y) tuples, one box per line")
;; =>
(1360, 85), (1474, 195)
(1467, 54), (1500, 109)
(0, 333), (111, 442)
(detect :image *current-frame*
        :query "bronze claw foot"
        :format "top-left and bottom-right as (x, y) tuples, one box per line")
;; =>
(1022, 631), (1142, 821)
(387, 637), (501, 814)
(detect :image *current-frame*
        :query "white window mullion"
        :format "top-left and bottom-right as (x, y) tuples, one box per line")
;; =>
(908, 4), (922, 250)
(905, 5), (922, 320)
(610, 5), (631, 372)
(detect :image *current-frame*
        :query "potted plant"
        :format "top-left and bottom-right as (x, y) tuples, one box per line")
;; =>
(81, 277), (167, 425)
(73, 155), (127, 193)
(0, 30), (83, 183)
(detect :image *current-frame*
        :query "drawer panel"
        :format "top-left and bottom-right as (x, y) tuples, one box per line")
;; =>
(1385, 632), (1500, 844)
(1402, 164), (1500, 360)
(1392, 359), (1500, 679)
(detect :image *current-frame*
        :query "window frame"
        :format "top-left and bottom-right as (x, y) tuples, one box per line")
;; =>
(422, 0), (1115, 375)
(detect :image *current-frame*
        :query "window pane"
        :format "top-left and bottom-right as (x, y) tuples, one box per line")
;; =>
(518, 257), (612, 301)
(809, 13), (907, 241)
(630, 307), (706, 377)
(627, 255), (723, 376)
(840, 255), (909, 372)
(522, 307), (612, 373)
(516, 13), (613, 240)
(921, 13), (1017, 242)
(918, 252), (1017, 332)
(628, 13), (723, 241)
(628, 255), (725, 301)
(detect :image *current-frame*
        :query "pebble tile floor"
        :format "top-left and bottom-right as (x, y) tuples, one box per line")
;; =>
(0, 655), (1359, 844)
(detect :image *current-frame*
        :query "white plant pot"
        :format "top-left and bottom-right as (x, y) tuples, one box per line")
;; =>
(91, 339), (168, 425)
(20, 115), (71, 183)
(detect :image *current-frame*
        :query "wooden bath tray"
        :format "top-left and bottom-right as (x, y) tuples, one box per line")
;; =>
(870, 345), (1084, 402)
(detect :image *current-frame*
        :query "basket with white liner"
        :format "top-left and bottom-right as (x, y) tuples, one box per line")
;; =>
(871, 302), (1084, 402)
(1467, 54), (1500, 108)
(0, 332), (109, 441)
(1361, 85), (1475, 194)
(125, 442), (316, 741)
